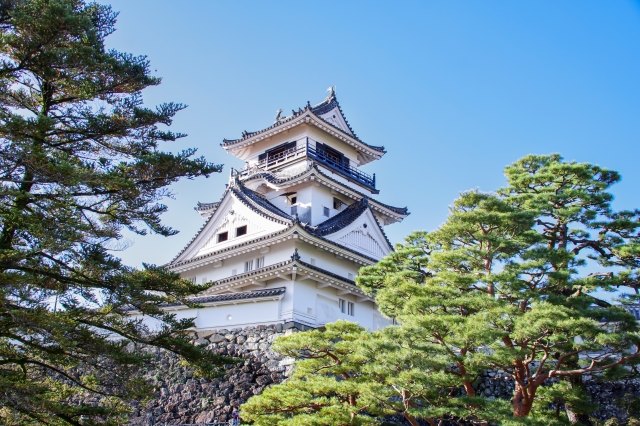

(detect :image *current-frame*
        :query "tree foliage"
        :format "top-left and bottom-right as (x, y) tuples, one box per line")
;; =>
(0, 0), (227, 424)
(244, 154), (640, 425)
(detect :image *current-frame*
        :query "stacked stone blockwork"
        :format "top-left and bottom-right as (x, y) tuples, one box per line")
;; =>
(128, 325), (293, 425)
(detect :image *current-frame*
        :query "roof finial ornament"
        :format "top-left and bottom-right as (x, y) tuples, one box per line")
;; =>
(275, 108), (283, 123)
(326, 85), (335, 99)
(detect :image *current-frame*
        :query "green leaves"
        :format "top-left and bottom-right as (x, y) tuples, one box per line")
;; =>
(0, 0), (224, 423)
(253, 154), (640, 424)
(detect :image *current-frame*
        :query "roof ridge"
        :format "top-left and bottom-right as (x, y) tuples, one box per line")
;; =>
(312, 197), (370, 236)
(221, 90), (385, 154)
(168, 187), (231, 264)
(230, 180), (292, 224)
(240, 164), (410, 217)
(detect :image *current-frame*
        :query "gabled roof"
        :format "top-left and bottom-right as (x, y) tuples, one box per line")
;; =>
(310, 198), (394, 253)
(201, 255), (366, 298)
(309, 90), (359, 138)
(221, 90), (385, 163)
(164, 287), (286, 309)
(230, 180), (292, 223)
(313, 198), (370, 236)
(168, 180), (292, 265)
(240, 163), (409, 223)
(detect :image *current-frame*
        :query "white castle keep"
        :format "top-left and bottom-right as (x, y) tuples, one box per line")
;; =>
(161, 89), (408, 331)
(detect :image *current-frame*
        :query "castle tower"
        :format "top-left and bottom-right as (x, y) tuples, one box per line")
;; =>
(165, 89), (408, 331)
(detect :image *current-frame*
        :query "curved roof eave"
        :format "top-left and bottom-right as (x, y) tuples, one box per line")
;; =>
(241, 163), (410, 220)
(167, 219), (384, 272)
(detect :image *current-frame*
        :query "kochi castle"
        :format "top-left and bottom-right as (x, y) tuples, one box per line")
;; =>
(164, 89), (408, 331)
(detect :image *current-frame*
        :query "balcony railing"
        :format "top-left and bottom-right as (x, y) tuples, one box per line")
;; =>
(246, 138), (376, 190)
(306, 143), (376, 189)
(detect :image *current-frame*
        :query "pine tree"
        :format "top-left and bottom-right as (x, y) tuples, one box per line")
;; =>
(241, 322), (381, 426)
(500, 154), (640, 423)
(360, 157), (639, 423)
(241, 155), (639, 425)
(0, 0), (228, 423)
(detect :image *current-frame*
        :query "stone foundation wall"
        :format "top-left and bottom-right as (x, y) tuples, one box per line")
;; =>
(128, 324), (294, 425)
(119, 325), (639, 425)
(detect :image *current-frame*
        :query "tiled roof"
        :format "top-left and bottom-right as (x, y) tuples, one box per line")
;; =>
(241, 163), (410, 217)
(191, 287), (286, 304)
(159, 287), (286, 309)
(221, 91), (385, 154)
(168, 222), (380, 271)
(203, 257), (360, 295)
(310, 94), (358, 139)
(296, 259), (357, 286)
(169, 188), (231, 264)
(230, 180), (293, 224)
(307, 197), (394, 250)
(312, 198), (370, 236)
(195, 201), (219, 212)
(169, 180), (292, 266)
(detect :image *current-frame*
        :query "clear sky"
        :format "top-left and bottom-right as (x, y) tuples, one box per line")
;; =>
(101, 1), (640, 267)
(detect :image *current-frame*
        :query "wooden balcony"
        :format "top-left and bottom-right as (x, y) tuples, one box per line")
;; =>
(244, 138), (376, 190)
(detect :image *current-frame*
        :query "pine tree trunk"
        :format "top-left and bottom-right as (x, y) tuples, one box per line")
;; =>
(403, 412), (420, 426)
(512, 383), (534, 417)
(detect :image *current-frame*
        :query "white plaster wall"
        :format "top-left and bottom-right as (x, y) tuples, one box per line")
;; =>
(135, 299), (283, 332)
(295, 280), (385, 331)
(296, 244), (360, 281)
(182, 240), (297, 285)
(191, 300), (281, 330)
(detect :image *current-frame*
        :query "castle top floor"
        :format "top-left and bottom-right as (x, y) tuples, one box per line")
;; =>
(221, 88), (386, 167)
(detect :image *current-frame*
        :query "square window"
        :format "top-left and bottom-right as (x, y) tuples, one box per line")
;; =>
(333, 197), (344, 210)
(290, 196), (297, 204)
(217, 231), (228, 242)
(236, 225), (247, 237)
(323, 206), (330, 217)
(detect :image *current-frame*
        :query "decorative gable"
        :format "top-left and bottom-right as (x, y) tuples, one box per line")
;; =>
(315, 104), (353, 136)
(170, 190), (289, 265)
(319, 208), (393, 260)
(338, 229), (385, 258)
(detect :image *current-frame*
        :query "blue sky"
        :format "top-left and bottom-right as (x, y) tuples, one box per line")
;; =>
(102, 1), (640, 267)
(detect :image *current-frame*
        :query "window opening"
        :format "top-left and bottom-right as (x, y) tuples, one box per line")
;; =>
(323, 206), (330, 217)
(217, 231), (228, 242)
(236, 225), (247, 237)
(258, 141), (297, 166)
(333, 197), (344, 210)
(244, 259), (254, 272)
(347, 302), (354, 316)
(338, 298), (346, 314)
(256, 256), (265, 268)
(317, 143), (349, 168)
